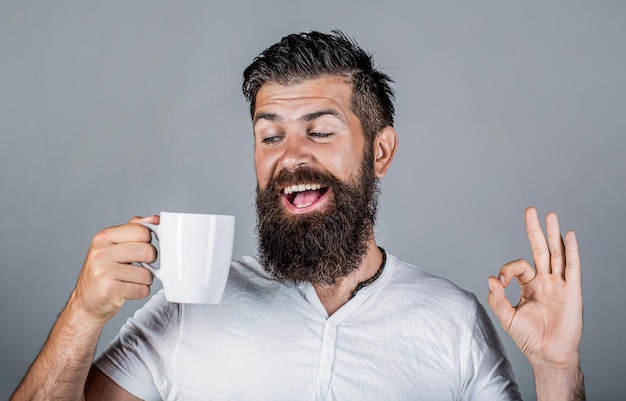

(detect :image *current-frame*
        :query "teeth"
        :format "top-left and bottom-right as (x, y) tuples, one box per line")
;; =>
(283, 183), (322, 195)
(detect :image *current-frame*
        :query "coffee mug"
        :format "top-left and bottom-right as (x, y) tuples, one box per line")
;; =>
(140, 212), (235, 304)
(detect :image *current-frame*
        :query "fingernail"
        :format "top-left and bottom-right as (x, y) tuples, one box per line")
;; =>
(499, 275), (506, 285)
(488, 280), (494, 292)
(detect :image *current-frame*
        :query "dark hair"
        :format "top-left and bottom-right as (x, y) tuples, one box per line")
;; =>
(242, 30), (395, 144)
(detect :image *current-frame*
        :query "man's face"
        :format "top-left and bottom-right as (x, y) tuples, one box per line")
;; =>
(253, 76), (368, 205)
(253, 77), (379, 285)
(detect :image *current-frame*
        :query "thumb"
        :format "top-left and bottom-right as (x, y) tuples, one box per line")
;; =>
(487, 276), (515, 330)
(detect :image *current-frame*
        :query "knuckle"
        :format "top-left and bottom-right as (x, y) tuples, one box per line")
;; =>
(87, 260), (115, 283)
(502, 259), (524, 269)
(92, 229), (111, 245)
(89, 246), (108, 262)
(128, 216), (144, 223)
(98, 278), (116, 296)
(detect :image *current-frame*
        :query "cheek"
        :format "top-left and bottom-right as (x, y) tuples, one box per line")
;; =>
(332, 145), (366, 180)
(254, 152), (273, 190)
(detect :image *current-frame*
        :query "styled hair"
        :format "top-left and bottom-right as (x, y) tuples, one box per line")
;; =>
(242, 30), (395, 144)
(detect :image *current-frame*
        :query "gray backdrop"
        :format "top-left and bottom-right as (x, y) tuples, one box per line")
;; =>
(1, 1), (624, 400)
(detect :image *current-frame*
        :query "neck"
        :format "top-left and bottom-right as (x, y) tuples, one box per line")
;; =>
(313, 239), (383, 316)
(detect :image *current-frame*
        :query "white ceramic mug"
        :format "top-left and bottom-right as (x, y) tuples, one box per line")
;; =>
(141, 212), (235, 304)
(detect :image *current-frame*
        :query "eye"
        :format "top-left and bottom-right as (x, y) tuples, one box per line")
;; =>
(260, 135), (282, 145)
(309, 132), (333, 139)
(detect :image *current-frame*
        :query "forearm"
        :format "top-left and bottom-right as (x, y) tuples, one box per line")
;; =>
(11, 291), (106, 401)
(533, 362), (586, 401)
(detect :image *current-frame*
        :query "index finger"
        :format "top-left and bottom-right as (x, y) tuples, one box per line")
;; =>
(93, 216), (158, 246)
(129, 215), (160, 225)
(525, 207), (550, 274)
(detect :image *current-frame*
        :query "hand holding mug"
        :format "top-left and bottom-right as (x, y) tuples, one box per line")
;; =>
(72, 215), (159, 323)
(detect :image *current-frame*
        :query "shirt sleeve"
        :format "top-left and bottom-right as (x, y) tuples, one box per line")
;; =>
(459, 298), (522, 401)
(94, 290), (181, 401)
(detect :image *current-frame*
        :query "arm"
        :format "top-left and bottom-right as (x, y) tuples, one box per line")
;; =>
(85, 366), (143, 401)
(11, 216), (158, 401)
(487, 207), (585, 401)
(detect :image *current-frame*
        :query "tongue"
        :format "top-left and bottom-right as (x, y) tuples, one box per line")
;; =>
(292, 189), (325, 208)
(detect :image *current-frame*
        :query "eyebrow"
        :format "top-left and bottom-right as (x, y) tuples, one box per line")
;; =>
(253, 109), (347, 126)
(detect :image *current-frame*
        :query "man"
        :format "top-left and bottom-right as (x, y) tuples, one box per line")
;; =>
(12, 31), (585, 400)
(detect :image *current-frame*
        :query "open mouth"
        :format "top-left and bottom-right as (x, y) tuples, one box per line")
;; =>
(281, 183), (329, 210)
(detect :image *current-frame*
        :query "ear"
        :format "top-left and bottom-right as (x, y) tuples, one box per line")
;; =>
(373, 126), (398, 178)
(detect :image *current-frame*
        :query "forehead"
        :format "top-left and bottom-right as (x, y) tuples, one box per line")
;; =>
(253, 77), (354, 120)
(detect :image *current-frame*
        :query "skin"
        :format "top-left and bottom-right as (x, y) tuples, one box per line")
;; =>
(11, 216), (157, 401)
(488, 207), (585, 400)
(11, 77), (584, 400)
(252, 77), (398, 314)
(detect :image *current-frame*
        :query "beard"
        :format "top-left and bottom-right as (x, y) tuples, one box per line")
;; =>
(255, 151), (379, 286)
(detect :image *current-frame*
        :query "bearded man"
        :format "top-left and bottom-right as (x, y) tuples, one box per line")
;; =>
(12, 31), (585, 401)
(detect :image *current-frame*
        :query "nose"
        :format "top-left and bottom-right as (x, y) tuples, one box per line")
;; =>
(279, 134), (313, 170)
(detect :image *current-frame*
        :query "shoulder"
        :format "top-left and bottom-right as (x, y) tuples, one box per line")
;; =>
(374, 254), (485, 336)
(386, 254), (479, 308)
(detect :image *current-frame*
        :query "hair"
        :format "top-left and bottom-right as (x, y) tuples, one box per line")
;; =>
(242, 30), (395, 144)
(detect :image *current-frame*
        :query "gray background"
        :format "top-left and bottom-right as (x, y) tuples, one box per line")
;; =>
(1, 1), (624, 400)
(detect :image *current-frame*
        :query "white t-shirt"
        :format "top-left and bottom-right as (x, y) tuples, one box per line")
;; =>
(95, 254), (521, 400)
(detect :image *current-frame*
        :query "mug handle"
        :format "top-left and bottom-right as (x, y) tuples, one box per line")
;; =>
(139, 222), (162, 280)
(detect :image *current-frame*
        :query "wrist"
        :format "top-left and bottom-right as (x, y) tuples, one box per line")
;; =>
(533, 362), (585, 401)
(65, 289), (112, 329)
(531, 356), (580, 374)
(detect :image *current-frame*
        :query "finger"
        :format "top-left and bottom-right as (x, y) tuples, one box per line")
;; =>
(111, 263), (154, 286)
(129, 214), (160, 225)
(546, 212), (566, 278)
(525, 207), (550, 274)
(87, 241), (157, 284)
(117, 281), (152, 301)
(110, 242), (158, 265)
(564, 230), (582, 286)
(487, 276), (515, 330)
(498, 259), (535, 287)
(93, 223), (153, 246)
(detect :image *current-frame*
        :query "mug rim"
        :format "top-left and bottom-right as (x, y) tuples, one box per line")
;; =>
(159, 211), (235, 219)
